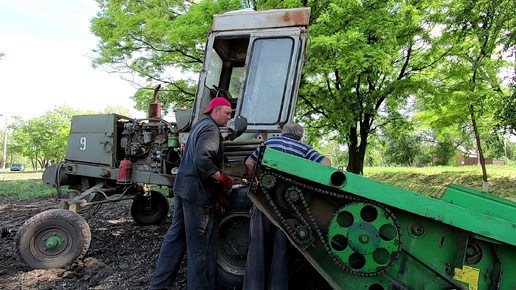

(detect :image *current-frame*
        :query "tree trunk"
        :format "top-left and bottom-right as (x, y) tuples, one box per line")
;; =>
(469, 104), (489, 193)
(346, 126), (360, 174)
(346, 121), (369, 175)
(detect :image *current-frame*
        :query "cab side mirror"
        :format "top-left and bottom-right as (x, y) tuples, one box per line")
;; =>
(227, 115), (247, 141)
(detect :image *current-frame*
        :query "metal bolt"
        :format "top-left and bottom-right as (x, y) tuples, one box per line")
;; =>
(359, 235), (369, 244)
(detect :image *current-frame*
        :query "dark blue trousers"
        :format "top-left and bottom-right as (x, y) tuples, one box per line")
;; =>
(149, 196), (218, 290)
(243, 205), (291, 290)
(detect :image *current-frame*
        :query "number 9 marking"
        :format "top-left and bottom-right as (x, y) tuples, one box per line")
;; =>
(80, 137), (87, 151)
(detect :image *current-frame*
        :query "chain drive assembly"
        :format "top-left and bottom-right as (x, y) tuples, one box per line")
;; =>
(257, 169), (403, 277)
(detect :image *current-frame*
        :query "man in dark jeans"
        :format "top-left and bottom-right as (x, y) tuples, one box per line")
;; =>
(149, 97), (234, 290)
(243, 123), (331, 290)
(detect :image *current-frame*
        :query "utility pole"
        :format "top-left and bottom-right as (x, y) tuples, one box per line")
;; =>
(0, 114), (6, 172)
(504, 136), (508, 162)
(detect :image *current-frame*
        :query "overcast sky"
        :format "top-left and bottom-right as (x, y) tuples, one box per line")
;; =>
(0, 0), (146, 121)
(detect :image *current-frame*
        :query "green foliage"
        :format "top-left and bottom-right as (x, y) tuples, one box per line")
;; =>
(363, 135), (386, 167)
(506, 140), (516, 160)
(384, 132), (422, 166)
(102, 105), (132, 116)
(414, 0), (514, 183)
(379, 110), (425, 166)
(91, 0), (247, 114)
(413, 143), (435, 166)
(296, 0), (442, 173)
(8, 107), (77, 170)
(481, 131), (506, 158)
(434, 136), (458, 166)
(311, 138), (348, 169)
(88, 0), (515, 175)
(0, 127), (6, 169)
(495, 86), (516, 137)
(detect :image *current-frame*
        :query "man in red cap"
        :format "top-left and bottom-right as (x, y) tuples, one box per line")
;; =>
(149, 97), (234, 290)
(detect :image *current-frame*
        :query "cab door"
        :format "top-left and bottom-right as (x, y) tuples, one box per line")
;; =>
(236, 28), (308, 131)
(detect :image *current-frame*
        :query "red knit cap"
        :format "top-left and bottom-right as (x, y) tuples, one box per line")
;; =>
(203, 97), (231, 114)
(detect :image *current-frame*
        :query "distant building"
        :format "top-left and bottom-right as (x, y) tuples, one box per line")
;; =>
(456, 147), (505, 166)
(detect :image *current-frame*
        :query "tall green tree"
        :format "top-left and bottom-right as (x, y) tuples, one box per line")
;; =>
(292, 0), (447, 174)
(384, 133), (422, 167)
(434, 135), (459, 166)
(416, 0), (514, 192)
(506, 140), (516, 161)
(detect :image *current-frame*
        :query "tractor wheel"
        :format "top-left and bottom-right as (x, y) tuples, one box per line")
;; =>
(15, 209), (91, 269)
(217, 210), (250, 289)
(131, 190), (169, 225)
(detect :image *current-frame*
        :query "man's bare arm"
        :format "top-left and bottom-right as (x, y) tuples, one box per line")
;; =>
(245, 157), (256, 180)
(321, 157), (331, 166)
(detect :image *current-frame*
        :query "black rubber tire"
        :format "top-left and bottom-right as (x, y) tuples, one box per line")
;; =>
(130, 190), (169, 225)
(15, 209), (91, 269)
(217, 210), (251, 290)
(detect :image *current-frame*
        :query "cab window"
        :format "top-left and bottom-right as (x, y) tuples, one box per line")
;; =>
(240, 37), (294, 125)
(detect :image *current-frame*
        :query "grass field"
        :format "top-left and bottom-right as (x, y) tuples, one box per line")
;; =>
(363, 165), (516, 201)
(1, 165), (515, 201)
(0, 171), (54, 199)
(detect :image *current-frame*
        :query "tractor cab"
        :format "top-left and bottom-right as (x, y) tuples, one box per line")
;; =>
(178, 7), (311, 149)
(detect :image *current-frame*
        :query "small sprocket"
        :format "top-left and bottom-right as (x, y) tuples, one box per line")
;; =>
(259, 174), (276, 189)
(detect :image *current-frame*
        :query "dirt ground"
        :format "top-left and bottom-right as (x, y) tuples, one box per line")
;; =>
(0, 195), (332, 290)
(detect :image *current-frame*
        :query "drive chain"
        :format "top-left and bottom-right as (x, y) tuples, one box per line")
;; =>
(258, 168), (402, 277)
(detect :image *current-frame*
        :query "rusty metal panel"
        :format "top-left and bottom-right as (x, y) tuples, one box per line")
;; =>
(212, 7), (311, 31)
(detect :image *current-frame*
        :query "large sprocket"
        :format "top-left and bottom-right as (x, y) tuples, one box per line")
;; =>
(327, 202), (402, 276)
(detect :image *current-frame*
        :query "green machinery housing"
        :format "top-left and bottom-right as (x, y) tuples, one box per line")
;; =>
(249, 147), (516, 290)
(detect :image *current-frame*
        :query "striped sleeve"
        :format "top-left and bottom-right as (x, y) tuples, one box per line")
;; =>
(305, 147), (325, 163)
(248, 137), (326, 164)
(249, 146), (261, 162)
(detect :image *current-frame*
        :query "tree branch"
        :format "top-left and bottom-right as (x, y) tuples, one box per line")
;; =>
(128, 34), (203, 63)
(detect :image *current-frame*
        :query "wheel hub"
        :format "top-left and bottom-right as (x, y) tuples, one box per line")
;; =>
(347, 222), (380, 255)
(45, 235), (63, 250)
(36, 229), (70, 256)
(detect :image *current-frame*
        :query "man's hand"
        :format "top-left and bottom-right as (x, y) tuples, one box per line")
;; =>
(214, 171), (233, 214)
(217, 172), (234, 192)
(215, 190), (229, 215)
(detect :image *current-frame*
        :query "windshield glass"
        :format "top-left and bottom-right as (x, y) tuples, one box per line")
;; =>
(205, 50), (222, 90)
(229, 67), (244, 98)
(241, 37), (294, 125)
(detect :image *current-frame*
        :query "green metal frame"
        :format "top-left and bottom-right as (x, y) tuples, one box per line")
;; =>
(250, 147), (516, 290)
(260, 148), (516, 246)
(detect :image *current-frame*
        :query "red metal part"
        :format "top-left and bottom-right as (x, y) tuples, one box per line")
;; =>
(118, 159), (133, 184)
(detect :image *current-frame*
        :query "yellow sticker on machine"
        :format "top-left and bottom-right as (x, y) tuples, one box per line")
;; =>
(454, 266), (480, 290)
